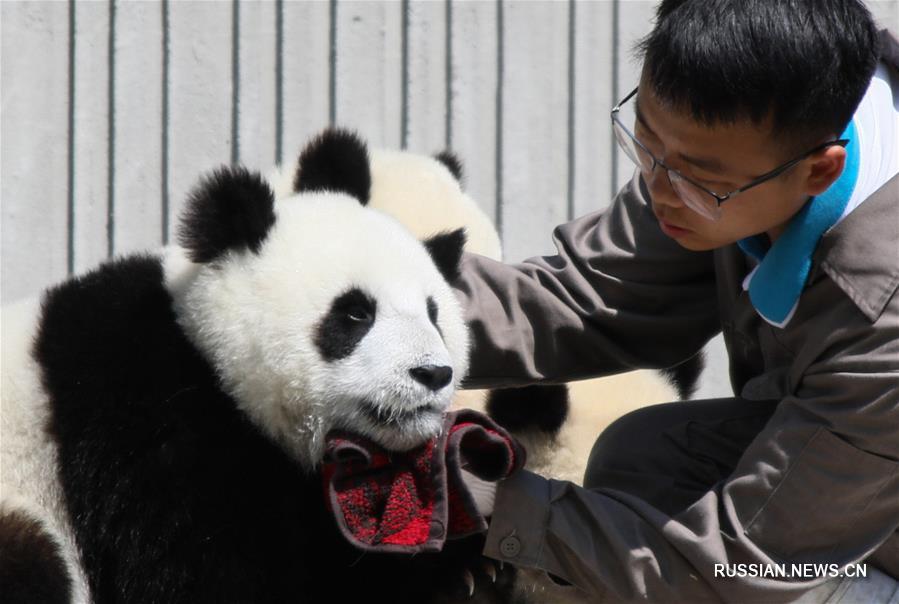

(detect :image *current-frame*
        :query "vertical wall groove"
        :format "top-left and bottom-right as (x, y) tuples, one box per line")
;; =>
(610, 0), (620, 199)
(444, 0), (452, 149)
(495, 0), (504, 240)
(328, 0), (337, 125)
(566, 0), (575, 221)
(401, 0), (409, 149)
(275, 0), (284, 164)
(161, 0), (170, 244)
(231, 0), (240, 164)
(107, 0), (117, 258)
(67, 0), (76, 275)
(66, 0), (75, 275)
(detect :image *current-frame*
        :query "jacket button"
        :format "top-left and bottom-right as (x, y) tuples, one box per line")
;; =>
(499, 535), (521, 558)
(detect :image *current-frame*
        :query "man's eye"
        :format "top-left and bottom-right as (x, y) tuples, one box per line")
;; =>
(697, 177), (732, 192)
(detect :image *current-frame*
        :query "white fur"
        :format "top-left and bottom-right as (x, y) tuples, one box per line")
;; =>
(268, 149), (503, 260)
(331, 145), (685, 488)
(364, 147), (680, 604)
(0, 160), (475, 601)
(0, 297), (92, 603)
(166, 192), (470, 470)
(453, 371), (676, 485)
(1, 144), (678, 604)
(368, 150), (503, 259)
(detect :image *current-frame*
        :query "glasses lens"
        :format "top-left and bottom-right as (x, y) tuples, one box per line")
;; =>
(668, 172), (721, 221)
(613, 121), (654, 175)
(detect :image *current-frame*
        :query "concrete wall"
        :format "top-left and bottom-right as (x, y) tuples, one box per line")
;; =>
(2, 0), (897, 399)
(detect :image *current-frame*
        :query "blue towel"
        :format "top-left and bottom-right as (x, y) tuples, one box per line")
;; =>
(738, 119), (860, 327)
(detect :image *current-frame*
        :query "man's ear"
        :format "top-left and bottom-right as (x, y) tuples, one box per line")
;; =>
(804, 145), (847, 197)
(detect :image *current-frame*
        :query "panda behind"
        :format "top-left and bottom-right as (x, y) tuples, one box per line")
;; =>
(1, 129), (515, 603)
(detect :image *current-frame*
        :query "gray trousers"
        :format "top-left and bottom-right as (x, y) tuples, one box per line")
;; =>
(581, 398), (899, 603)
(583, 397), (779, 516)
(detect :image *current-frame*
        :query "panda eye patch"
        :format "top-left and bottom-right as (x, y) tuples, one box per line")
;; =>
(314, 288), (377, 362)
(334, 289), (376, 325)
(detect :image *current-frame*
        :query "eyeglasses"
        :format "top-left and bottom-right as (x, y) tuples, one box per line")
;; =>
(611, 87), (849, 221)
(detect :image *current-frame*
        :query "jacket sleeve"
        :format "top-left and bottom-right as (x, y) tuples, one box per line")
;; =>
(452, 171), (719, 389)
(481, 290), (899, 602)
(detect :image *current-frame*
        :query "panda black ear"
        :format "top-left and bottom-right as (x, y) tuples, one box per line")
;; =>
(433, 150), (464, 185)
(293, 128), (371, 205)
(178, 166), (276, 264)
(423, 228), (467, 283)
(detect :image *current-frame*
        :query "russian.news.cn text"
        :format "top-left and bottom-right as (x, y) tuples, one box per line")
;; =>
(714, 564), (867, 579)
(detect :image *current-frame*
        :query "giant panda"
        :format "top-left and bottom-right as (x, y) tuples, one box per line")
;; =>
(276, 145), (702, 486)
(276, 145), (704, 603)
(0, 129), (520, 603)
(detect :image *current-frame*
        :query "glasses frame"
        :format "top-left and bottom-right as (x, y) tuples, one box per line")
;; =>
(611, 87), (849, 211)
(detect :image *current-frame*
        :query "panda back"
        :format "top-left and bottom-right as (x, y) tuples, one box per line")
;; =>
(30, 254), (325, 602)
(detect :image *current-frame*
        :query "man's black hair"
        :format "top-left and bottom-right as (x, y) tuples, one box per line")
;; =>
(638, 0), (880, 147)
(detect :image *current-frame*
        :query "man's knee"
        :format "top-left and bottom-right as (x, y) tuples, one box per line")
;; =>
(584, 401), (679, 481)
(582, 397), (778, 492)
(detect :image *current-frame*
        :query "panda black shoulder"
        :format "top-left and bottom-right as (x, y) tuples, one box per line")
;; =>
(34, 254), (190, 398)
(32, 253), (322, 601)
(33, 252), (231, 467)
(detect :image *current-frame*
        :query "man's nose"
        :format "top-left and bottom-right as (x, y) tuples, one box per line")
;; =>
(645, 169), (685, 209)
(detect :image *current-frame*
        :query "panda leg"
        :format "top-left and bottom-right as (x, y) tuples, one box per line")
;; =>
(0, 506), (73, 604)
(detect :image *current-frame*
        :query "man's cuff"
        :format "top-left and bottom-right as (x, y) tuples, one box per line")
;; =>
(483, 469), (552, 568)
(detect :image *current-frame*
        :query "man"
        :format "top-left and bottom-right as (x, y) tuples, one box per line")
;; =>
(455, 0), (899, 601)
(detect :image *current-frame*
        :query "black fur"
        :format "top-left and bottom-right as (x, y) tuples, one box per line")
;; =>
(426, 296), (438, 325)
(33, 253), (511, 603)
(434, 151), (464, 184)
(659, 351), (705, 400)
(178, 166), (276, 264)
(314, 288), (377, 362)
(486, 384), (570, 436)
(0, 508), (72, 604)
(426, 296), (443, 339)
(485, 354), (703, 437)
(423, 228), (467, 284)
(293, 128), (371, 205)
(409, 365), (453, 392)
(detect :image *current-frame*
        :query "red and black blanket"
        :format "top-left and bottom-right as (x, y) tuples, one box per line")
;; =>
(322, 409), (525, 553)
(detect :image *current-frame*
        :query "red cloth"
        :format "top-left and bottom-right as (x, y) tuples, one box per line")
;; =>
(322, 409), (526, 554)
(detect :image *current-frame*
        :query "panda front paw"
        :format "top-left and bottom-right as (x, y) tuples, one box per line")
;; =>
(462, 558), (516, 596)
(437, 556), (517, 603)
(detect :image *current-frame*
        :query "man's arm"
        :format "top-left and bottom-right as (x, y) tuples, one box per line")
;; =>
(481, 291), (899, 602)
(453, 171), (720, 390)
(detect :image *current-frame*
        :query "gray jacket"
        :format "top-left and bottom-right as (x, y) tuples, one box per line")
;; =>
(452, 39), (899, 602)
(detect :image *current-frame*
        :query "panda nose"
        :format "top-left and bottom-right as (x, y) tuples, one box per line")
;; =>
(409, 365), (453, 391)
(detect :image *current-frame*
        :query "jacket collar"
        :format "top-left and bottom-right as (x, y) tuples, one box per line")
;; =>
(739, 119), (860, 327)
(808, 30), (899, 323)
(813, 173), (899, 322)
